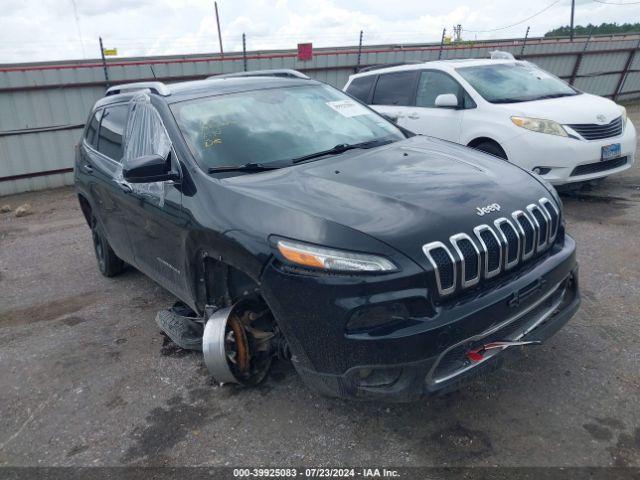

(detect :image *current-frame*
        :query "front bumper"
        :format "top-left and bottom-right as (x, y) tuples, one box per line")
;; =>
(503, 119), (636, 185)
(261, 235), (579, 402)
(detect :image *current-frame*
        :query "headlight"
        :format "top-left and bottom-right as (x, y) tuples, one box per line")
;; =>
(511, 116), (568, 137)
(276, 239), (397, 272)
(619, 105), (627, 124)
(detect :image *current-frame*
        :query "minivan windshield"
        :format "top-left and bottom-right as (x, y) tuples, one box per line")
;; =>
(456, 62), (579, 104)
(170, 84), (404, 171)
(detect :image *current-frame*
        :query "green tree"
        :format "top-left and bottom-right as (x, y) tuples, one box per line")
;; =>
(545, 22), (640, 37)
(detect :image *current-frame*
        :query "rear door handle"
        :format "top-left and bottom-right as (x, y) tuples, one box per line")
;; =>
(407, 112), (420, 120)
(82, 164), (94, 174)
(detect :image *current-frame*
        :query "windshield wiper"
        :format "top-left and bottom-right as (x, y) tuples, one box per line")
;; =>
(208, 162), (281, 174)
(291, 138), (395, 164)
(535, 92), (578, 100)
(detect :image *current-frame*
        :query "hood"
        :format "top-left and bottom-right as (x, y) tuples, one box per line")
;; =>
(505, 92), (622, 125)
(223, 136), (554, 267)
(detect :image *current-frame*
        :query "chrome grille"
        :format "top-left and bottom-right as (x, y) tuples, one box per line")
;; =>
(513, 211), (535, 260)
(423, 197), (560, 296)
(567, 116), (622, 140)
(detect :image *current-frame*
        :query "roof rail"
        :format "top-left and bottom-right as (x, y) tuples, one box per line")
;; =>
(208, 69), (310, 80)
(105, 81), (171, 97)
(356, 61), (424, 74)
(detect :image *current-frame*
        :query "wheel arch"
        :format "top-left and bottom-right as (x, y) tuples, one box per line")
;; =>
(466, 136), (508, 159)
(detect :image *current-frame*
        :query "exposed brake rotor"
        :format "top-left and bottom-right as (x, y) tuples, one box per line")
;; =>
(203, 299), (276, 385)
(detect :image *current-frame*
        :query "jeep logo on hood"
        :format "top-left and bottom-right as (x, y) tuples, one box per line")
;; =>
(476, 203), (501, 216)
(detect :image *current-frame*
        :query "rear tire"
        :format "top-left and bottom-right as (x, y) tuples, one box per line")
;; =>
(472, 141), (508, 160)
(90, 214), (125, 277)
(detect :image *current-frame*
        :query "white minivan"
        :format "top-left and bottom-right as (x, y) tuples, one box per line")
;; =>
(344, 58), (636, 185)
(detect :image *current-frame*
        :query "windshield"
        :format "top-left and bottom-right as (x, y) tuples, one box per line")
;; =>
(170, 84), (404, 170)
(456, 62), (579, 104)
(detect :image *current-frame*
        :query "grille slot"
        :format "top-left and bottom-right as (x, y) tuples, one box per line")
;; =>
(571, 156), (628, 177)
(495, 218), (520, 269)
(451, 233), (480, 287)
(527, 204), (549, 250)
(474, 225), (502, 279)
(512, 211), (535, 260)
(567, 116), (623, 140)
(422, 242), (456, 296)
(540, 197), (559, 242)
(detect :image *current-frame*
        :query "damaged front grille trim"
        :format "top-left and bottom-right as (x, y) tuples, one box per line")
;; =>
(473, 224), (502, 279)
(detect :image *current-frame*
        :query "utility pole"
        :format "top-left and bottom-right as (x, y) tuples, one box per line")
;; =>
(570, 0), (576, 41)
(242, 33), (247, 71)
(99, 37), (110, 89)
(215, 1), (224, 57)
(356, 30), (363, 73)
(438, 28), (446, 60)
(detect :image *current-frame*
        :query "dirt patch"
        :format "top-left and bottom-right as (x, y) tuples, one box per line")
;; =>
(0, 293), (100, 328)
(608, 428), (640, 467)
(121, 393), (220, 464)
(426, 423), (493, 464)
(583, 423), (614, 441)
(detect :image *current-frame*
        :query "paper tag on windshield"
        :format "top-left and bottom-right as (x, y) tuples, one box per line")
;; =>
(326, 100), (370, 117)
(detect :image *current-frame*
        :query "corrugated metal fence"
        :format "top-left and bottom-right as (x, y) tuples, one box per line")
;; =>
(1, 33), (639, 196)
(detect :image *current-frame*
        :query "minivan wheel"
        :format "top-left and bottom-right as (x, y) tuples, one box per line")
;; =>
(90, 215), (125, 277)
(472, 141), (508, 160)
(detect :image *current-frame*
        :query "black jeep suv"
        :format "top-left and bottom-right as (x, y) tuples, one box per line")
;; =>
(74, 72), (579, 401)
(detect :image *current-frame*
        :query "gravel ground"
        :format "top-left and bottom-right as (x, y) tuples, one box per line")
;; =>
(0, 105), (639, 468)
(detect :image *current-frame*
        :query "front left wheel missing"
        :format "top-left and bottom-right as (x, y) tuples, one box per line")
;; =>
(203, 299), (276, 385)
(90, 214), (125, 277)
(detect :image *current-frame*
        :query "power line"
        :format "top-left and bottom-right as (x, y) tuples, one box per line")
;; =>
(465, 0), (564, 32)
(592, 0), (640, 4)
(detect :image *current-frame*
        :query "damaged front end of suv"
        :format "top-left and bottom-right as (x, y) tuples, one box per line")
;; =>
(75, 74), (580, 402)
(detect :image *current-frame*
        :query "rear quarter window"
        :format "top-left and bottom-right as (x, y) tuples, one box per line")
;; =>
(346, 75), (376, 102)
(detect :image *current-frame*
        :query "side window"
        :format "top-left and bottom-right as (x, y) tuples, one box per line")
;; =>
(96, 105), (128, 162)
(416, 71), (476, 108)
(371, 71), (417, 106)
(345, 75), (376, 103)
(85, 110), (102, 147)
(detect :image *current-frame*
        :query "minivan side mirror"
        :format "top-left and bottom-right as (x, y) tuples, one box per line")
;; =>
(434, 93), (460, 109)
(123, 154), (180, 183)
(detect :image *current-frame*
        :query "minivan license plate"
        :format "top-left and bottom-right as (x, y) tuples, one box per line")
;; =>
(601, 143), (621, 160)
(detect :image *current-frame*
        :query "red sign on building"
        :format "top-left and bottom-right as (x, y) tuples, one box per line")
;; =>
(297, 43), (313, 61)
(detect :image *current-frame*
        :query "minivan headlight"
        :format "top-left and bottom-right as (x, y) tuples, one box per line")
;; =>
(276, 239), (397, 272)
(620, 105), (627, 124)
(511, 116), (568, 137)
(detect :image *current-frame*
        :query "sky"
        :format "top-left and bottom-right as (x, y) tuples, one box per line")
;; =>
(0, 0), (639, 64)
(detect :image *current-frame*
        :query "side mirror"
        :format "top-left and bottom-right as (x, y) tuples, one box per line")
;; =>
(380, 113), (399, 124)
(123, 154), (179, 184)
(435, 93), (460, 109)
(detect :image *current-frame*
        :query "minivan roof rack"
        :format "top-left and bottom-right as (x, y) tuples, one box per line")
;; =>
(105, 81), (171, 97)
(208, 69), (310, 80)
(356, 61), (424, 73)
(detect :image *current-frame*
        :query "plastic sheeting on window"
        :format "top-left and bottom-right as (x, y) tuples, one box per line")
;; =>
(114, 93), (173, 207)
